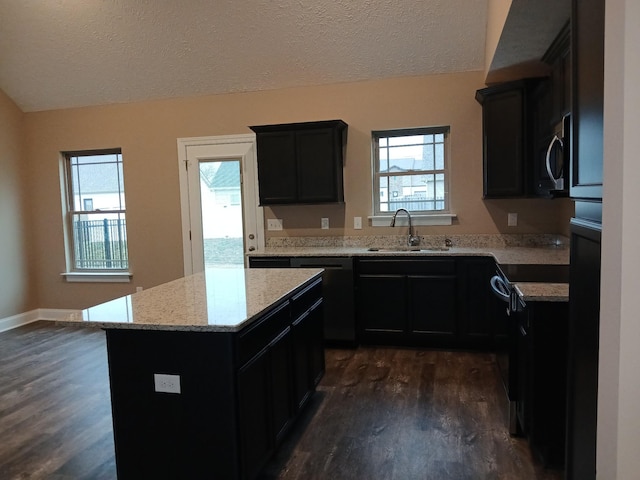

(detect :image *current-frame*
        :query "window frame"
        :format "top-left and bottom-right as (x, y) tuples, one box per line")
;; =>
(60, 148), (132, 282)
(372, 126), (451, 215)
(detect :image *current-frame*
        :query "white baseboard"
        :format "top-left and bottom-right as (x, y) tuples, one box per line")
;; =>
(0, 308), (81, 333)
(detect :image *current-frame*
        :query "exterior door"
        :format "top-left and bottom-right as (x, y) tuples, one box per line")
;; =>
(178, 135), (263, 274)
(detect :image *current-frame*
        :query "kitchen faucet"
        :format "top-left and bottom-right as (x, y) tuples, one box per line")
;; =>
(390, 208), (420, 246)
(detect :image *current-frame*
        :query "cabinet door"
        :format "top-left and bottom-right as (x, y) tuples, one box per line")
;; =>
(566, 219), (601, 480)
(407, 274), (457, 344)
(255, 131), (297, 204)
(269, 328), (294, 444)
(458, 258), (495, 347)
(308, 302), (326, 387)
(570, 0), (604, 200)
(296, 128), (342, 203)
(357, 274), (406, 340)
(481, 88), (524, 197)
(237, 352), (272, 480)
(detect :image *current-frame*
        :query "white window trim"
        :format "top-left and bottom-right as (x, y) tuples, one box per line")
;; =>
(369, 213), (456, 227)
(61, 272), (132, 283)
(372, 126), (451, 217)
(59, 149), (131, 283)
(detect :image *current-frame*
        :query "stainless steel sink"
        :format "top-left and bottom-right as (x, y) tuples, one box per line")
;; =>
(367, 246), (450, 252)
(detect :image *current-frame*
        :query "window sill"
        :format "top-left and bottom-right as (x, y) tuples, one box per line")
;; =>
(61, 272), (133, 283)
(369, 213), (456, 227)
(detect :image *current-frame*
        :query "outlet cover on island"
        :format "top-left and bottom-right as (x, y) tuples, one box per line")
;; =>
(354, 216), (362, 229)
(321, 218), (329, 229)
(267, 219), (283, 231)
(508, 213), (518, 227)
(154, 373), (181, 394)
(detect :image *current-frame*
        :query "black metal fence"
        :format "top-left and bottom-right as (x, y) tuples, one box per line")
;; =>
(73, 218), (128, 269)
(385, 198), (445, 212)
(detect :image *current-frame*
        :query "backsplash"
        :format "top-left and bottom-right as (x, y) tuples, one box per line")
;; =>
(266, 234), (569, 249)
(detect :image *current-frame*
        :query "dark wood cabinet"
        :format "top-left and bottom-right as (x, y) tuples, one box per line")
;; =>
(356, 257), (458, 347)
(238, 350), (272, 480)
(570, 0), (603, 200)
(250, 120), (347, 205)
(544, 21), (571, 126)
(566, 218), (601, 480)
(249, 255), (355, 345)
(105, 277), (324, 480)
(531, 23), (571, 198)
(478, 21), (572, 200)
(515, 300), (569, 468)
(476, 81), (529, 198)
(457, 257), (507, 348)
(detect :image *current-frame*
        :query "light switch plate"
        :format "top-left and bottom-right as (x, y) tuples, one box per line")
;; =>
(321, 218), (329, 229)
(508, 213), (518, 227)
(354, 216), (362, 229)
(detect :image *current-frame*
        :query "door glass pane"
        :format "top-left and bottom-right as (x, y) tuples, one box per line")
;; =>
(199, 160), (244, 267)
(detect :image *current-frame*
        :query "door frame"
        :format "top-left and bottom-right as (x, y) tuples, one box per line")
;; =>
(177, 134), (264, 275)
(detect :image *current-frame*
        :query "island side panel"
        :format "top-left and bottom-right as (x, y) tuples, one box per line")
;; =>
(105, 329), (239, 480)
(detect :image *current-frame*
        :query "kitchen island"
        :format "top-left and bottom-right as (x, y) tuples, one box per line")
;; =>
(63, 267), (324, 480)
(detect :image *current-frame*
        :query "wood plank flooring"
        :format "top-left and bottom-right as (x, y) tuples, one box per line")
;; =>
(0, 322), (562, 480)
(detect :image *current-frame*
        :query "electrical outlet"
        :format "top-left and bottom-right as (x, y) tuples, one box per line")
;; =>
(267, 219), (283, 231)
(136, 286), (143, 292)
(354, 216), (362, 229)
(508, 212), (518, 227)
(154, 373), (181, 394)
(321, 217), (329, 229)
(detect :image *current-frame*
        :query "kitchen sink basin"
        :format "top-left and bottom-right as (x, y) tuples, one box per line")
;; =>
(367, 246), (450, 252)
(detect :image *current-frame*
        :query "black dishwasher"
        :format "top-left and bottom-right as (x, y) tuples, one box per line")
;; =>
(249, 256), (355, 345)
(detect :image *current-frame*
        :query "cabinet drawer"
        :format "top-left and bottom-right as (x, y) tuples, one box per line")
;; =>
(248, 257), (292, 268)
(236, 301), (291, 366)
(357, 258), (456, 275)
(291, 278), (323, 319)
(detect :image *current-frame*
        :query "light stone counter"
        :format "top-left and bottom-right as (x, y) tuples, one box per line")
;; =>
(514, 282), (570, 302)
(248, 245), (570, 265)
(61, 267), (323, 332)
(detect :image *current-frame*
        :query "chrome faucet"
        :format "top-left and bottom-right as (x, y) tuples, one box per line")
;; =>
(390, 208), (420, 246)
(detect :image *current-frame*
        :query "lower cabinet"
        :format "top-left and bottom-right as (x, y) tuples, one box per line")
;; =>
(356, 258), (457, 347)
(106, 278), (324, 480)
(515, 300), (569, 468)
(458, 257), (508, 348)
(236, 280), (324, 479)
(356, 257), (502, 349)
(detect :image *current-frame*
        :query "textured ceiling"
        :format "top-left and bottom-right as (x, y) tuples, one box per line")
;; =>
(0, 0), (487, 112)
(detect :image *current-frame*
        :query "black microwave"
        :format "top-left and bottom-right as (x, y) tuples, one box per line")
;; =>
(536, 113), (570, 196)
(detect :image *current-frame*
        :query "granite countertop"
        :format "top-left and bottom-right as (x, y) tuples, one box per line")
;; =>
(514, 282), (570, 302)
(247, 245), (570, 265)
(60, 267), (323, 332)
(248, 238), (570, 301)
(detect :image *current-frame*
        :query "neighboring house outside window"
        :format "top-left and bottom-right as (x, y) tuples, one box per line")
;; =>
(61, 149), (129, 276)
(372, 126), (450, 216)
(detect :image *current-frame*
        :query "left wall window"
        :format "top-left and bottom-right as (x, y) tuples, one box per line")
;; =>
(61, 149), (130, 281)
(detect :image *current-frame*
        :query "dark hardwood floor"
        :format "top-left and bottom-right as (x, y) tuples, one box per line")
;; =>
(0, 322), (562, 480)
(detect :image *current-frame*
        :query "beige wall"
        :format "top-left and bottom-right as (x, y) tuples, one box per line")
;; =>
(22, 71), (573, 310)
(0, 89), (35, 318)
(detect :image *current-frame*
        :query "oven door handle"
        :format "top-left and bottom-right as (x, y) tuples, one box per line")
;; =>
(490, 275), (511, 302)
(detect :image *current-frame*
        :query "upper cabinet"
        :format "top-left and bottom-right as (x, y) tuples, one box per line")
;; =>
(476, 79), (540, 198)
(570, 0), (604, 201)
(250, 120), (348, 205)
(477, 22), (572, 199)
